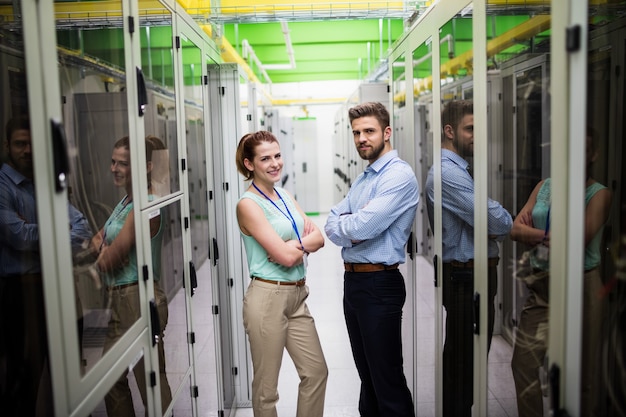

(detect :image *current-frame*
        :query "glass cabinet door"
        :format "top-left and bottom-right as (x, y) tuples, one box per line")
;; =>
(435, 5), (481, 415)
(54, 0), (173, 414)
(0, 4), (64, 415)
(146, 198), (188, 416)
(567, 2), (626, 415)
(410, 39), (436, 416)
(138, 1), (180, 201)
(56, 0), (145, 383)
(203, 60), (238, 415)
(0, 0), (161, 415)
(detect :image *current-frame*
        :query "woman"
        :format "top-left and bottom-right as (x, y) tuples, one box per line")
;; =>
(510, 131), (612, 417)
(91, 136), (172, 417)
(235, 130), (328, 417)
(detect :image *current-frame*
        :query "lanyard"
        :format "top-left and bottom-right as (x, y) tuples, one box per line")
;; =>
(100, 195), (130, 252)
(251, 182), (303, 247)
(544, 207), (550, 239)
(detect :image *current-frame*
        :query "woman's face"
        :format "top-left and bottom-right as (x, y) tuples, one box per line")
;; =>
(111, 146), (131, 188)
(245, 141), (283, 184)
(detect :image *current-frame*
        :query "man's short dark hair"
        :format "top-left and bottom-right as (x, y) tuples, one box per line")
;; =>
(5, 116), (30, 144)
(441, 100), (473, 137)
(348, 102), (390, 130)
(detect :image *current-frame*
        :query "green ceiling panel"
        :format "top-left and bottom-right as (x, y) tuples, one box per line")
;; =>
(142, 26), (174, 49)
(224, 19), (405, 83)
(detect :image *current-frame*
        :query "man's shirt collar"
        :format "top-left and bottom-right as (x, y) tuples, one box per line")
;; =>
(368, 149), (398, 174)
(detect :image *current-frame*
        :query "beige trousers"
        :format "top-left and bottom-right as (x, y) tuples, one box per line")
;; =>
(103, 282), (172, 417)
(243, 279), (328, 417)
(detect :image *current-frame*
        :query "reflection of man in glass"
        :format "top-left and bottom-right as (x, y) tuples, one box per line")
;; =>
(425, 101), (512, 416)
(0, 116), (92, 416)
(91, 136), (172, 416)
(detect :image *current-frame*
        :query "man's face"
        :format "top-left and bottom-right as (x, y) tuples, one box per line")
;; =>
(351, 116), (390, 163)
(5, 128), (33, 178)
(446, 114), (474, 158)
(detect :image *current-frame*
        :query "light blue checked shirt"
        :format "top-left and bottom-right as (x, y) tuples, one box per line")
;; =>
(325, 150), (419, 265)
(0, 163), (92, 276)
(425, 149), (512, 263)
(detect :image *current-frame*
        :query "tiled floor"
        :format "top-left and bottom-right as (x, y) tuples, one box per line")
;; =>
(201, 214), (527, 417)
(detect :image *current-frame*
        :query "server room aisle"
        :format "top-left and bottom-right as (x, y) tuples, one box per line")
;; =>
(220, 213), (519, 417)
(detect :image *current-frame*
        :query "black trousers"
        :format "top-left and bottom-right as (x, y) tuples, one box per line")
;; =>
(441, 263), (498, 417)
(0, 274), (50, 417)
(343, 269), (415, 417)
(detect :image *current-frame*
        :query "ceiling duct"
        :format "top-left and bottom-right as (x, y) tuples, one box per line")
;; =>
(262, 22), (296, 70)
(241, 21), (296, 84)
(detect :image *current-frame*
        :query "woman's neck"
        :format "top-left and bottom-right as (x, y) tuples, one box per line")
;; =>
(124, 189), (133, 205)
(251, 180), (276, 199)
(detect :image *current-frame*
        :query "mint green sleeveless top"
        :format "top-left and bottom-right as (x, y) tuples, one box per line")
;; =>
(531, 178), (607, 271)
(103, 195), (163, 287)
(583, 182), (607, 270)
(239, 188), (306, 282)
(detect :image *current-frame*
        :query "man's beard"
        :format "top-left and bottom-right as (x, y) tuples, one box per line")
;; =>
(453, 138), (473, 158)
(358, 141), (385, 161)
(8, 154), (33, 178)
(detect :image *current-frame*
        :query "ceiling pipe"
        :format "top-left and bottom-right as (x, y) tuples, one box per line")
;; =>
(369, 34), (453, 81)
(240, 21), (296, 84)
(241, 39), (273, 85)
(263, 21), (296, 70)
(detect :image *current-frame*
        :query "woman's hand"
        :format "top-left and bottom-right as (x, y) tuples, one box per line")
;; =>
(517, 210), (534, 228)
(268, 239), (304, 264)
(303, 218), (314, 237)
(90, 230), (104, 253)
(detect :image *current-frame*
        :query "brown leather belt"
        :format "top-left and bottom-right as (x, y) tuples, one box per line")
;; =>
(253, 277), (306, 287)
(108, 281), (139, 291)
(344, 263), (399, 273)
(448, 258), (499, 269)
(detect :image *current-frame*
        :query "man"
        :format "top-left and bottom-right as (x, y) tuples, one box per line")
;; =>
(0, 116), (92, 416)
(325, 101), (419, 417)
(425, 100), (512, 416)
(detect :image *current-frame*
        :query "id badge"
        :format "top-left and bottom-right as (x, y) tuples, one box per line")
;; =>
(303, 253), (308, 268)
(535, 245), (549, 261)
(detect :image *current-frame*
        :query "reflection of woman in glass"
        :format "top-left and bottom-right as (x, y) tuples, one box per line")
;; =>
(91, 136), (172, 416)
(510, 130), (612, 417)
(235, 131), (328, 416)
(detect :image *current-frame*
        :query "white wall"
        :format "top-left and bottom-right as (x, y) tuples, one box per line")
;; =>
(270, 80), (361, 213)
